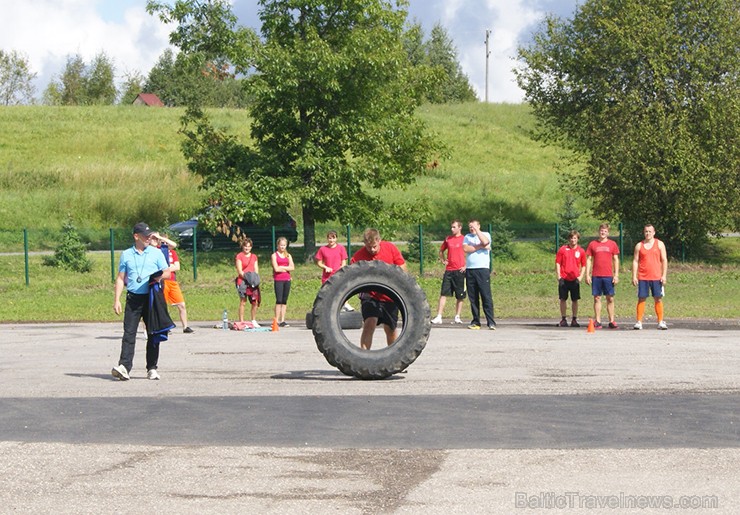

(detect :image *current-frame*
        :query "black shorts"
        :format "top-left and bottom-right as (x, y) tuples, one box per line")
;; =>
(440, 270), (467, 300)
(558, 279), (581, 301)
(361, 298), (399, 330)
(274, 280), (291, 304)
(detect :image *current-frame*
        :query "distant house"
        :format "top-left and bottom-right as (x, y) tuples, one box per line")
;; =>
(132, 93), (164, 107)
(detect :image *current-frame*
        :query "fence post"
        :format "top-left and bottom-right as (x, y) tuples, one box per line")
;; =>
(24, 228), (29, 287)
(192, 229), (198, 282)
(271, 226), (276, 253)
(618, 222), (624, 265)
(555, 223), (560, 253)
(418, 224), (424, 275)
(110, 228), (115, 283)
(346, 224), (351, 256)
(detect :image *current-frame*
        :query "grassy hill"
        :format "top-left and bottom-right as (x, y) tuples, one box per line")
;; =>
(0, 103), (585, 245)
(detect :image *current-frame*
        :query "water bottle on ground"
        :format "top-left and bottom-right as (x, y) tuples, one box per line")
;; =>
(222, 309), (228, 330)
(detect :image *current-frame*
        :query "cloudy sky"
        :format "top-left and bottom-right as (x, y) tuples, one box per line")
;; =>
(1, 0), (579, 103)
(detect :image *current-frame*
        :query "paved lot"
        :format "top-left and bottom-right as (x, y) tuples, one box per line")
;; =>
(1, 320), (738, 513)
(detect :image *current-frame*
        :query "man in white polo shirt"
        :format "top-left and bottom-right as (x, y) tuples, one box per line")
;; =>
(463, 219), (496, 330)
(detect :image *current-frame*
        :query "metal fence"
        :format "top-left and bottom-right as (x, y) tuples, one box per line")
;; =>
(4, 222), (638, 286)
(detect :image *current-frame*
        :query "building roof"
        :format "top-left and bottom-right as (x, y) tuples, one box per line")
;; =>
(133, 93), (164, 107)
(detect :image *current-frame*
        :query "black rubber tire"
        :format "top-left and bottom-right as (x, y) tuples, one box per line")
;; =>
(306, 310), (363, 330)
(311, 260), (431, 379)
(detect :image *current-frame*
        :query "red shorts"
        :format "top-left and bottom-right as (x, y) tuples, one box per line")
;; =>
(163, 280), (185, 305)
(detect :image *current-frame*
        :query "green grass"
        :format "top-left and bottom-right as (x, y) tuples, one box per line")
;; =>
(0, 103), (585, 239)
(0, 103), (737, 322)
(1, 242), (737, 323)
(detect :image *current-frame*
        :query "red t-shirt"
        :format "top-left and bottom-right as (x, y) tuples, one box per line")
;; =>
(168, 248), (179, 281)
(586, 239), (619, 277)
(351, 241), (405, 302)
(555, 245), (586, 281)
(315, 244), (348, 283)
(235, 252), (257, 285)
(440, 234), (465, 271)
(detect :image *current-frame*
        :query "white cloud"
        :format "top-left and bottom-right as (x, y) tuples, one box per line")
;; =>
(0, 0), (171, 98)
(432, 0), (547, 102)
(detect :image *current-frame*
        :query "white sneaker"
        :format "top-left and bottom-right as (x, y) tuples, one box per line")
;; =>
(657, 321), (668, 330)
(342, 302), (355, 312)
(431, 315), (443, 324)
(251, 320), (261, 328)
(453, 316), (463, 324)
(147, 369), (160, 380)
(111, 364), (130, 381)
(633, 321), (643, 330)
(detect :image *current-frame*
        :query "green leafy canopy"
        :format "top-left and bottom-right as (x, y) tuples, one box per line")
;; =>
(516, 0), (740, 255)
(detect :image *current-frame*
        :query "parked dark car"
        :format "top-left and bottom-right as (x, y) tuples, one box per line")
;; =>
(168, 213), (299, 252)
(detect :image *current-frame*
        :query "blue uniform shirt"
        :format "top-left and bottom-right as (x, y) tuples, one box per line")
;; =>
(119, 245), (169, 295)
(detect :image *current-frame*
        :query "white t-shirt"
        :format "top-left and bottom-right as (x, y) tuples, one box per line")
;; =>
(464, 232), (491, 269)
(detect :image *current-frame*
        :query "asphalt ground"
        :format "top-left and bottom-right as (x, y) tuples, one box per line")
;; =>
(1, 319), (739, 513)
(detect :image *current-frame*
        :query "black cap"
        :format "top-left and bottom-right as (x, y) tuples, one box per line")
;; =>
(133, 222), (154, 237)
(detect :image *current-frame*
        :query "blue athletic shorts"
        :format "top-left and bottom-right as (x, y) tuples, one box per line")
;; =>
(591, 276), (615, 297)
(638, 280), (664, 298)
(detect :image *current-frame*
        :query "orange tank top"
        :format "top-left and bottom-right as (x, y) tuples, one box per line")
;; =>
(637, 239), (663, 280)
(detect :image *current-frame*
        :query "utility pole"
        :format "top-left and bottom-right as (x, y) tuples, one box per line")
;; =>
(485, 29), (491, 103)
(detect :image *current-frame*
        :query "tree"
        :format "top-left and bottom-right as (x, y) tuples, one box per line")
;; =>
(60, 54), (87, 105)
(0, 49), (36, 105)
(86, 52), (117, 104)
(119, 71), (146, 105)
(148, 0), (441, 258)
(144, 48), (249, 107)
(424, 24), (477, 103)
(516, 0), (740, 255)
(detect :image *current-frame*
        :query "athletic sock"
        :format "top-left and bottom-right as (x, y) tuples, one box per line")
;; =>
(655, 301), (664, 322)
(636, 299), (646, 322)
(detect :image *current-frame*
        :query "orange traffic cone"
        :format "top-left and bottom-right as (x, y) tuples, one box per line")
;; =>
(587, 318), (595, 333)
(271, 318), (279, 332)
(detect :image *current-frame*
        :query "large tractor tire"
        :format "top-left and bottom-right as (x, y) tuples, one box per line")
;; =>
(311, 260), (431, 379)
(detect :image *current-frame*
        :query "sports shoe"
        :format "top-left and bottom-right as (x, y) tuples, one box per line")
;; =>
(251, 320), (261, 328)
(278, 321), (289, 328)
(183, 326), (194, 333)
(558, 318), (568, 327)
(467, 324), (481, 330)
(593, 321), (603, 329)
(431, 315), (443, 324)
(342, 303), (355, 312)
(633, 321), (643, 330)
(453, 316), (463, 324)
(570, 318), (580, 328)
(147, 369), (160, 380)
(608, 321), (619, 329)
(111, 364), (130, 381)
(657, 321), (668, 330)
(488, 324), (496, 330)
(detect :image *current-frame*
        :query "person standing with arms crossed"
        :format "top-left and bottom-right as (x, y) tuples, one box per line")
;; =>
(431, 219), (466, 324)
(350, 228), (407, 349)
(271, 236), (295, 327)
(555, 230), (587, 327)
(112, 222), (171, 381)
(585, 223), (620, 329)
(631, 224), (668, 330)
(463, 219), (496, 330)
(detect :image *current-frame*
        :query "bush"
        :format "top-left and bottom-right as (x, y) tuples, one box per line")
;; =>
(403, 235), (438, 263)
(43, 219), (93, 273)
